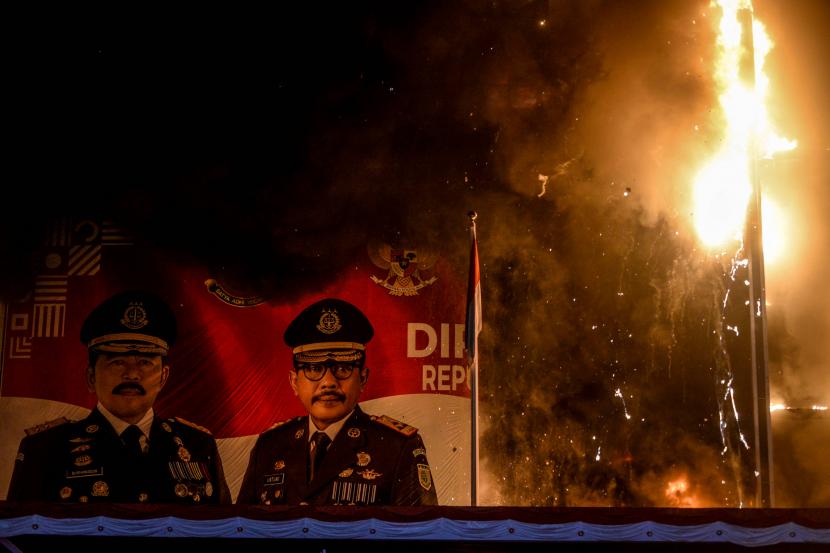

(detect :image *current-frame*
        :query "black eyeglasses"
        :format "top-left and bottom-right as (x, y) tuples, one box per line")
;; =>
(294, 362), (359, 381)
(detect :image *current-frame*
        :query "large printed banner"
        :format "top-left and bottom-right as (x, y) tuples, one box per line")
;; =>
(0, 218), (471, 503)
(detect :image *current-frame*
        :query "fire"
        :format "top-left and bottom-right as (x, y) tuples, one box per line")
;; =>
(761, 196), (787, 264)
(666, 478), (688, 496)
(664, 475), (701, 507)
(692, 0), (796, 258)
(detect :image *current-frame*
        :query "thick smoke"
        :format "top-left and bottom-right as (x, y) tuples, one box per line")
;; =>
(3, 1), (827, 505)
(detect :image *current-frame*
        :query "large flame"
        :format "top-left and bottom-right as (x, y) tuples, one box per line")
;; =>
(692, 0), (796, 261)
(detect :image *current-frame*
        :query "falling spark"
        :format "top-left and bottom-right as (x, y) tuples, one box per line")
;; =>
(723, 377), (750, 450)
(614, 388), (632, 420)
(717, 374), (750, 453)
(718, 404), (729, 455)
(715, 248), (751, 459)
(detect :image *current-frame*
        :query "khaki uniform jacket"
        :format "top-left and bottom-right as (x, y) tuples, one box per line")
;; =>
(238, 406), (438, 506)
(8, 408), (231, 504)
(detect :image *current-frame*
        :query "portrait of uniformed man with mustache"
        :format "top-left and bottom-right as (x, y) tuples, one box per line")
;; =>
(238, 297), (438, 506)
(7, 290), (230, 504)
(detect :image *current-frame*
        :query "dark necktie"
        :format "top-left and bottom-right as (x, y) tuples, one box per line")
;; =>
(121, 425), (145, 459)
(308, 431), (331, 483)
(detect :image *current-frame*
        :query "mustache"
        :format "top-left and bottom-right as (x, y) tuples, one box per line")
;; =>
(312, 392), (346, 403)
(112, 383), (146, 395)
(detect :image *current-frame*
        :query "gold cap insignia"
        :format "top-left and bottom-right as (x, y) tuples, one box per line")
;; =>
(121, 302), (149, 330)
(316, 308), (342, 334)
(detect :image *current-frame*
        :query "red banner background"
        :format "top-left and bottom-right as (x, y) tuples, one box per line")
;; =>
(1, 218), (470, 502)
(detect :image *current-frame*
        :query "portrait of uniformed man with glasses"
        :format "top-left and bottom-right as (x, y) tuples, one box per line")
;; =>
(237, 297), (438, 506)
(7, 290), (231, 504)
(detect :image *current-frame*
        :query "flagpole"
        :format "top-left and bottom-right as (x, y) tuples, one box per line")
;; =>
(466, 211), (481, 506)
(738, 6), (774, 508)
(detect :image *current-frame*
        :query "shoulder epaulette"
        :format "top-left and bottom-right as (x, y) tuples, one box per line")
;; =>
(24, 417), (70, 436)
(371, 414), (418, 437)
(267, 416), (303, 432)
(173, 416), (212, 435)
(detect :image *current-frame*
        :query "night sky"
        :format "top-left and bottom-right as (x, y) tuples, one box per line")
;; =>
(3, 1), (829, 506)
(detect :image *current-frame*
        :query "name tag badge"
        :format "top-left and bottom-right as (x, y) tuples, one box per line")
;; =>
(66, 467), (104, 479)
(264, 473), (285, 486)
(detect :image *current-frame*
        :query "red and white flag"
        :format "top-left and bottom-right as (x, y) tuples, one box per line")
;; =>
(465, 217), (482, 371)
(464, 213), (482, 504)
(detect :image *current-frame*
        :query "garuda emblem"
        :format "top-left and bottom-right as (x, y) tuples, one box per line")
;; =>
(368, 240), (438, 296)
